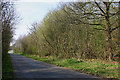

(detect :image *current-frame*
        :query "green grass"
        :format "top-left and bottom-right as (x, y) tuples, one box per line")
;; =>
(16, 53), (119, 78)
(2, 54), (13, 79)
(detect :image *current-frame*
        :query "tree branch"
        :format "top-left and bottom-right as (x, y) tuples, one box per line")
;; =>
(74, 18), (103, 26)
(111, 26), (120, 32)
(109, 11), (120, 17)
(41, 32), (53, 48)
(95, 2), (105, 15)
(94, 28), (106, 31)
(83, 12), (104, 16)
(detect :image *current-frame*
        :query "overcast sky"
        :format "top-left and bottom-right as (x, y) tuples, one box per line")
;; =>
(13, 0), (78, 41)
(13, 1), (59, 41)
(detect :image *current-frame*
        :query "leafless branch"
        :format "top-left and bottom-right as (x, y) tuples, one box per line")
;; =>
(41, 32), (53, 49)
(95, 2), (105, 15)
(111, 26), (120, 32)
(94, 28), (106, 31)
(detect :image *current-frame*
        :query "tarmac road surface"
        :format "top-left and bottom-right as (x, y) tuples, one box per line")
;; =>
(10, 54), (99, 79)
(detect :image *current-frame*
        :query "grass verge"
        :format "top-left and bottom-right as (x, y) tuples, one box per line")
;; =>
(2, 54), (13, 79)
(16, 53), (119, 78)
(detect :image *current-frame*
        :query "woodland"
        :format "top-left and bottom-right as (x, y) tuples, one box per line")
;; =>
(13, 2), (120, 61)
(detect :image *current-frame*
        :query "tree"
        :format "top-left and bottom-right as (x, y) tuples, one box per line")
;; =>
(1, 1), (17, 60)
(63, 1), (120, 60)
(13, 1), (119, 61)
(117, 1), (120, 60)
(0, 1), (2, 58)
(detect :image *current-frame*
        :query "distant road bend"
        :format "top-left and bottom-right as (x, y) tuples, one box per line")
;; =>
(10, 54), (98, 78)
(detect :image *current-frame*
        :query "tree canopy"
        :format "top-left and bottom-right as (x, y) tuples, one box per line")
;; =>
(13, 1), (120, 61)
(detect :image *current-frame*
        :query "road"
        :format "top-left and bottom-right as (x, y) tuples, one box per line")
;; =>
(10, 54), (98, 79)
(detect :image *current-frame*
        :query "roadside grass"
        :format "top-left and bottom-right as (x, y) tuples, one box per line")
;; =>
(2, 54), (13, 79)
(16, 53), (119, 78)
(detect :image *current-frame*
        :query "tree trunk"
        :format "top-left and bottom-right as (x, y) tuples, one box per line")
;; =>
(106, 30), (113, 61)
(118, 1), (120, 75)
(105, 3), (113, 61)
(118, 1), (120, 60)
